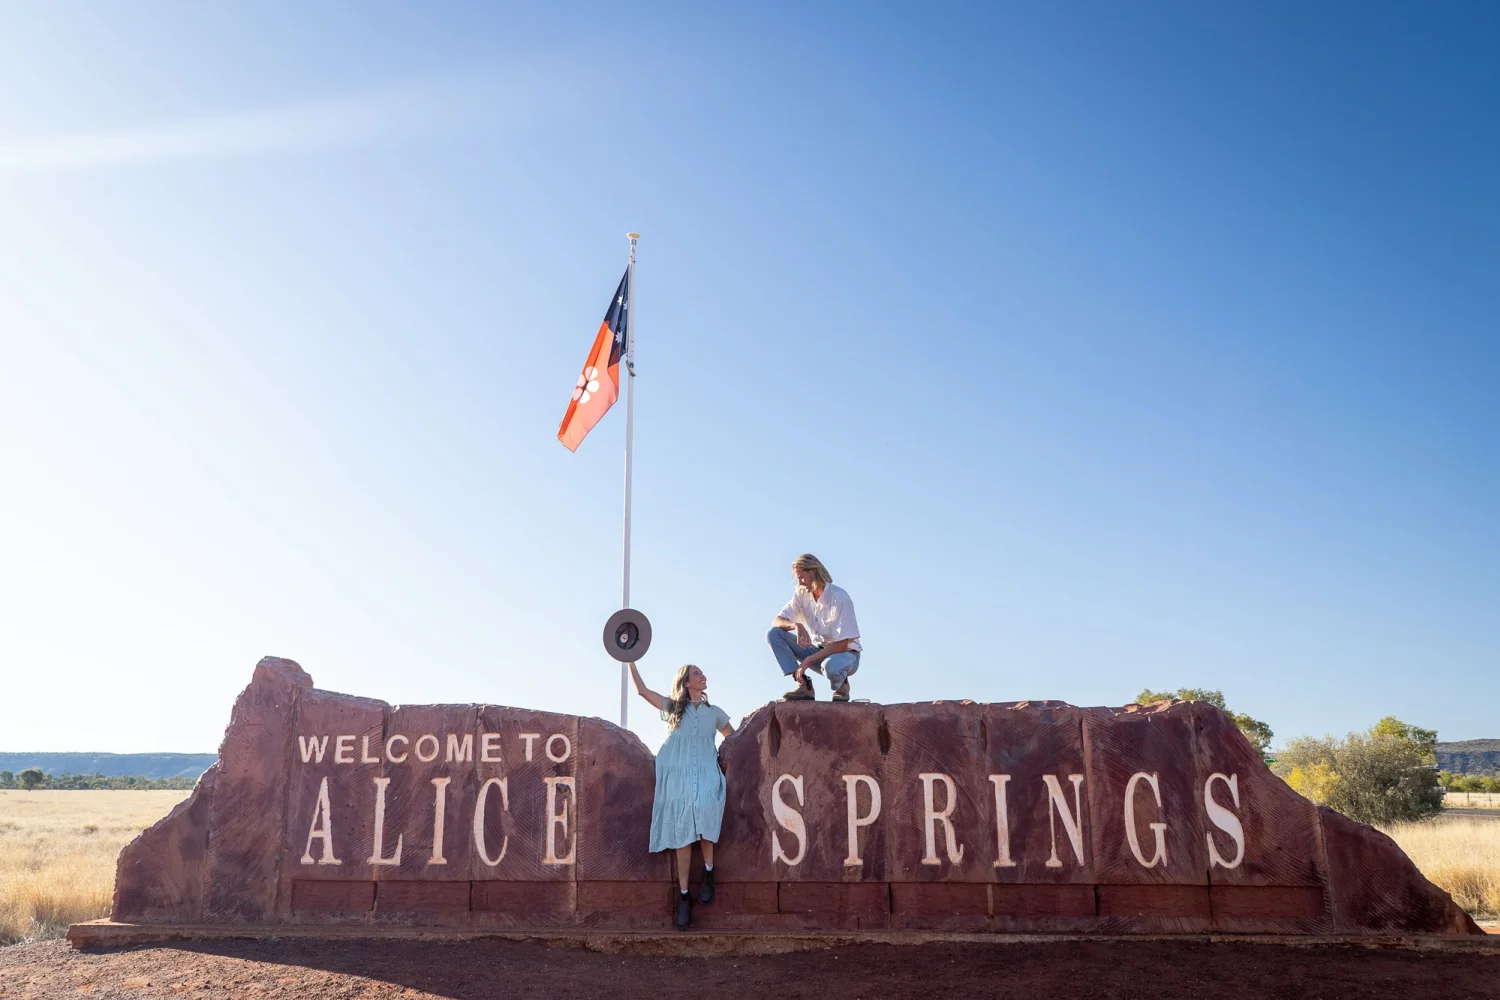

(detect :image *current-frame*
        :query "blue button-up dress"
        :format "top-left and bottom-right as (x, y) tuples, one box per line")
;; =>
(648, 699), (730, 852)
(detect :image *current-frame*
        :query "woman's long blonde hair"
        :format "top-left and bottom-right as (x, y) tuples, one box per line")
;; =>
(664, 663), (710, 731)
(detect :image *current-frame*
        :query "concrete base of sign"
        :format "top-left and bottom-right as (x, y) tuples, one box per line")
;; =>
(66, 919), (1500, 955)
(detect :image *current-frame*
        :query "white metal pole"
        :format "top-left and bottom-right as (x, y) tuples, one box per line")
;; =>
(620, 232), (639, 728)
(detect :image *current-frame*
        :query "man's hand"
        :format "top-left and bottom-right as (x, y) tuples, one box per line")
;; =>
(795, 650), (824, 684)
(795, 624), (812, 648)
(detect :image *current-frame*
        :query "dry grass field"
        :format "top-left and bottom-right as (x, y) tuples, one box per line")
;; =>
(0, 789), (188, 944)
(1444, 791), (1500, 810)
(1384, 814), (1500, 920)
(0, 790), (1496, 946)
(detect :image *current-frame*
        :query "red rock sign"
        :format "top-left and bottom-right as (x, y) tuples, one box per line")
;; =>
(112, 658), (1481, 936)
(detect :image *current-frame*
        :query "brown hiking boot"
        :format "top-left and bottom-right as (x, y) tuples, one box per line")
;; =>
(832, 679), (851, 702)
(782, 676), (815, 701)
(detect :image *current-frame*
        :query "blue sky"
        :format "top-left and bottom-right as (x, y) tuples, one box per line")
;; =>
(0, 2), (1495, 755)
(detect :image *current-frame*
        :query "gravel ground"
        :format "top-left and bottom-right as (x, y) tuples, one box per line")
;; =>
(3, 937), (1499, 1000)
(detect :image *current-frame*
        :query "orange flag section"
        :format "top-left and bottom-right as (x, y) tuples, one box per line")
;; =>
(557, 318), (621, 452)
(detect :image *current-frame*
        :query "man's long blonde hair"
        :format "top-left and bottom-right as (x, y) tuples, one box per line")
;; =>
(793, 553), (832, 589)
(664, 663), (710, 731)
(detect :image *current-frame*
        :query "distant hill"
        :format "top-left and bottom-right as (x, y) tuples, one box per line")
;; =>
(1436, 740), (1500, 777)
(0, 752), (216, 780)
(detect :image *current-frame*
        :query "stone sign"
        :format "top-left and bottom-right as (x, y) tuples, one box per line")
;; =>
(111, 657), (1481, 936)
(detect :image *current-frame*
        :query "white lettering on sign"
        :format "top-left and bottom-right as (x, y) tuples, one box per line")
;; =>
(1124, 771), (1168, 869)
(988, 774), (1016, 868)
(1204, 772), (1245, 869)
(299, 776), (341, 865)
(920, 773), (965, 865)
(286, 733), (1270, 875)
(446, 734), (473, 764)
(367, 777), (403, 866)
(298, 735), (329, 764)
(543, 776), (576, 865)
(290, 731), (610, 770)
(1043, 774), (1086, 868)
(473, 776), (510, 866)
(841, 774), (881, 866)
(429, 777), (451, 865)
(770, 773), (807, 866)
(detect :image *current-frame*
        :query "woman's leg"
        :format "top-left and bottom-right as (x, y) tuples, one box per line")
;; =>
(675, 845), (692, 892)
(697, 839), (717, 904)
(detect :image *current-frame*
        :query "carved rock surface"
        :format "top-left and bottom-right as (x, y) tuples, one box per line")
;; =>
(111, 660), (1481, 936)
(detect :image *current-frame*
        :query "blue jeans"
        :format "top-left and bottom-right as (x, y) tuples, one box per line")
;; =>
(766, 627), (861, 687)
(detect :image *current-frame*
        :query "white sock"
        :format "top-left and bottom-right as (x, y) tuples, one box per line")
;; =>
(704, 864), (713, 872)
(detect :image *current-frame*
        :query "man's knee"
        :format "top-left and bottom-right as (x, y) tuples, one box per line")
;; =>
(825, 653), (857, 680)
(767, 627), (788, 646)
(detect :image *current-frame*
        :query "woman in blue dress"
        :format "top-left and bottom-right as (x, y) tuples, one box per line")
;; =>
(629, 661), (734, 930)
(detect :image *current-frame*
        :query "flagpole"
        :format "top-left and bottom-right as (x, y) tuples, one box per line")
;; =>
(620, 232), (639, 729)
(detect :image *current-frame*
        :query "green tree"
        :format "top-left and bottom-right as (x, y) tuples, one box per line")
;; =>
(1135, 688), (1275, 756)
(1369, 716), (1438, 764)
(1275, 719), (1443, 825)
(0, 770), (14, 789)
(18, 768), (44, 791)
(1328, 730), (1444, 824)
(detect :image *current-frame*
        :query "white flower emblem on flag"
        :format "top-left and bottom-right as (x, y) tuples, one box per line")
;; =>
(573, 366), (602, 405)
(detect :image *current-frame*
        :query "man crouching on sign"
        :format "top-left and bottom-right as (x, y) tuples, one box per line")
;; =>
(767, 553), (862, 702)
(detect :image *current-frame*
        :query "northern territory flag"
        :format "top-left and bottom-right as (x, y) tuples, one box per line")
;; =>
(557, 268), (630, 452)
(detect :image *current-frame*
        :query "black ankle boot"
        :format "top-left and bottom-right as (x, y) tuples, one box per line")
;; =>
(698, 868), (715, 905)
(674, 890), (692, 930)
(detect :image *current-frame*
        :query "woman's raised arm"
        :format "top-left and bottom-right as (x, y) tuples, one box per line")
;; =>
(628, 662), (665, 712)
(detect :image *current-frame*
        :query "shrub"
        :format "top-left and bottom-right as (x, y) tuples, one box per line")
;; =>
(1328, 731), (1443, 825)
(1285, 760), (1340, 804)
(1276, 722), (1443, 825)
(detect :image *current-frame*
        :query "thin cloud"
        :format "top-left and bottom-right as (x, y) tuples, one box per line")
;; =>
(0, 75), (499, 173)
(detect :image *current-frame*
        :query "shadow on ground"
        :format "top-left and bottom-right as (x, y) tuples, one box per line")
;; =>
(5, 937), (1500, 1000)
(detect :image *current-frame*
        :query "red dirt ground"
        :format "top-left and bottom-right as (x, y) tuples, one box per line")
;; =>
(3, 937), (1499, 1000)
